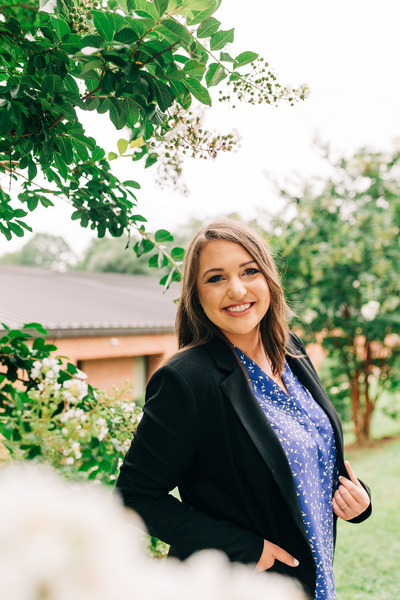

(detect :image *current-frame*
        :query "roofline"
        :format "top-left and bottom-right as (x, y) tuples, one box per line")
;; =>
(0, 326), (176, 339)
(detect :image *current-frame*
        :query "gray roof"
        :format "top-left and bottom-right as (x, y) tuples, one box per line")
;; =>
(0, 266), (179, 337)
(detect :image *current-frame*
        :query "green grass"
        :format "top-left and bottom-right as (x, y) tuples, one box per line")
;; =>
(334, 437), (400, 599)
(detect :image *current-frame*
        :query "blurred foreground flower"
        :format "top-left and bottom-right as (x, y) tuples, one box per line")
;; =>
(0, 463), (306, 600)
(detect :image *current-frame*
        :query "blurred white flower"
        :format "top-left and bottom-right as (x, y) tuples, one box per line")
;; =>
(75, 369), (88, 380)
(31, 358), (61, 381)
(62, 379), (88, 404)
(361, 300), (380, 321)
(0, 464), (305, 600)
(97, 426), (109, 442)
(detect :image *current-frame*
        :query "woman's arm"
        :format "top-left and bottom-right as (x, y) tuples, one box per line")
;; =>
(115, 364), (264, 564)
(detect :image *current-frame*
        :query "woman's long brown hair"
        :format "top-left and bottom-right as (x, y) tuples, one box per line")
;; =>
(175, 219), (295, 376)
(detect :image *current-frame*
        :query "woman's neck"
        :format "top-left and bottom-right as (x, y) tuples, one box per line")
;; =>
(224, 329), (266, 365)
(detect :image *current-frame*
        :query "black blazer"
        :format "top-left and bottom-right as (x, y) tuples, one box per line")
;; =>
(115, 332), (371, 598)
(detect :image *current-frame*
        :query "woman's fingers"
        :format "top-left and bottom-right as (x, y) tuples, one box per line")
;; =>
(254, 540), (299, 572)
(344, 460), (359, 485)
(333, 462), (370, 520)
(274, 543), (300, 567)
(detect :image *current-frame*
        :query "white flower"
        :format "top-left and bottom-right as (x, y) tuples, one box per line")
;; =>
(97, 426), (109, 442)
(96, 418), (106, 427)
(361, 300), (380, 321)
(65, 457), (74, 465)
(62, 379), (88, 404)
(0, 464), (305, 600)
(76, 369), (88, 380)
(61, 427), (68, 435)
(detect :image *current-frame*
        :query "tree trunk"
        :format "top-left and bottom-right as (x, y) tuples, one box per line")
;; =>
(350, 340), (375, 445)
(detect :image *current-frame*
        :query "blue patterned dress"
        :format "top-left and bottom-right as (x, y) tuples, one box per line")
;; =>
(234, 347), (339, 600)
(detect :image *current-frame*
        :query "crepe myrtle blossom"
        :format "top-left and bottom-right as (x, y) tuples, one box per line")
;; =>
(62, 378), (88, 404)
(96, 417), (109, 442)
(361, 300), (380, 321)
(31, 358), (61, 381)
(0, 463), (306, 600)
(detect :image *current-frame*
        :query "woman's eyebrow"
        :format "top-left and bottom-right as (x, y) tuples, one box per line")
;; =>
(201, 260), (257, 278)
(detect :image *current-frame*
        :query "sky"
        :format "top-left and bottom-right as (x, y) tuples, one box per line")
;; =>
(1, 0), (400, 259)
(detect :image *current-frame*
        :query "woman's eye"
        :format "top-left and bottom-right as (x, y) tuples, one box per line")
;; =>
(244, 268), (259, 276)
(207, 274), (223, 283)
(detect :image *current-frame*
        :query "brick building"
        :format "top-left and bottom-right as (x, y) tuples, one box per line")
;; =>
(0, 266), (178, 400)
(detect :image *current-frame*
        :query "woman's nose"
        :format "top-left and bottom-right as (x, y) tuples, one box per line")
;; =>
(227, 278), (247, 300)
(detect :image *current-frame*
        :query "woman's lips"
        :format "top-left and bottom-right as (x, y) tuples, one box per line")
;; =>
(222, 302), (255, 317)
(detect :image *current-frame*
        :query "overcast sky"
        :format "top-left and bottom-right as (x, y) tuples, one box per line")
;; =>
(1, 0), (399, 258)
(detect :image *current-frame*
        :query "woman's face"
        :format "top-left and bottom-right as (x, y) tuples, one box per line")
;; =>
(196, 240), (270, 343)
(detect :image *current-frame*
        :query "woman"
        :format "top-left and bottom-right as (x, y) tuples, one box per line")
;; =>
(115, 220), (371, 599)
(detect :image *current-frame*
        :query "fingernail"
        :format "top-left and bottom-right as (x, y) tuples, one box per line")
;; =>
(293, 558), (299, 566)
(338, 476), (343, 480)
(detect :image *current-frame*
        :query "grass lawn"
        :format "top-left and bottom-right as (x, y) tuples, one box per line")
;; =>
(334, 436), (400, 599)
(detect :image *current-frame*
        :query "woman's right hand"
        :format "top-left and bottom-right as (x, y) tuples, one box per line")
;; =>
(254, 539), (300, 572)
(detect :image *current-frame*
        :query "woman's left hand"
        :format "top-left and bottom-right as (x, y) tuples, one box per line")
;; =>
(332, 460), (370, 521)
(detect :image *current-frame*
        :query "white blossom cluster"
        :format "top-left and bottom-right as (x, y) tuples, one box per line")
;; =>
(0, 463), (306, 600)
(31, 357), (61, 381)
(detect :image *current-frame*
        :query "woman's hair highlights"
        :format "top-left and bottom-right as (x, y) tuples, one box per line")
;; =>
(175, 219), (293, 376)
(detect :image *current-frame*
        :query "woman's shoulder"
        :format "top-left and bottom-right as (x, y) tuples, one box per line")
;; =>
(164, 342), (216, 375)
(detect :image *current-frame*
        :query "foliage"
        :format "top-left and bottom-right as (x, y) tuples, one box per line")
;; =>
(270, 146), (400, 444)
(75, 233), (158, 275)
(0, 0), (308, 289)
(0, 323), (142, 484)
(335, 438), (400, 599)
(0, 231), (76, 269)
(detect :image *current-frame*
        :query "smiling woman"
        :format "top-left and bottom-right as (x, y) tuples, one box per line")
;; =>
(115, 219), (372, 600)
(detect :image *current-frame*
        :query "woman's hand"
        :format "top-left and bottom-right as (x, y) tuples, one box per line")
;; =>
(254, 539), (299, 572)
(332, 460), (370, 521)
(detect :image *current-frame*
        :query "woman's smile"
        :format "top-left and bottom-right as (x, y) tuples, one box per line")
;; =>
(223, 301), (255, 316)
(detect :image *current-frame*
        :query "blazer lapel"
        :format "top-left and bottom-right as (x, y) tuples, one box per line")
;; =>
(286, 352), (345, 465)
(220, 365), (310, 548)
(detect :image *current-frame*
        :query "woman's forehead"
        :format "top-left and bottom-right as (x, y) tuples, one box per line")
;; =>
(198, 240), (254, 267)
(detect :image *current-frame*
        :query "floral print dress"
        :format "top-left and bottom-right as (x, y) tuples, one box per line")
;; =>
(234, 347), (339, 600)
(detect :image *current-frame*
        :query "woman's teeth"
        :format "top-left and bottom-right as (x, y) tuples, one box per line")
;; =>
(225, 303), (252, 313)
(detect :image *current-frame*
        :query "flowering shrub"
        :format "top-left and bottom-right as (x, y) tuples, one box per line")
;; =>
(0, 462), (306, 600)
(0, 323), (142, 484)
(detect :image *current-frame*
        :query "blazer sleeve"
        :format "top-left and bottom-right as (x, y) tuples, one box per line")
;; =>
(114, 364), (264, 564)
(289, 331), (372, 523)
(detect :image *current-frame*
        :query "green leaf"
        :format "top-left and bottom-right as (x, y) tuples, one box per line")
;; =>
(184, 77), (211, 105)
(171, 246), (185, 260)
(108, 151), (118, 160)
(197, 16), (220, 38)
(234, 51), (259, 69)
(126, 98), (140, 127)
(210, 28), (234, 51)
(28, 158), (37, 180)
(220, 52), (236, 63)
(186, 2), (217, 25)
(109, 99), (127, 130)
(162, 19), (192, 46)
(54, 152), (68, 180)
(117, 138), (129, 154)
(92, 10), (114, 42)
(49, 16), (70, 40)
(134, 238), (154, 257)
(42, 75), (65, 94)
(153, 80), (174, 111)
(123, 180), (141, 189)
(183, 59), (206, 78)
(145, 153), (158, 168)
(23, 322), (47, 335)
(131, 214), (147, 222)
(114, 28), (138, 44)
(205, 62), (227, 87)
(57, 137), (74, 165)
(8, 222), (25, 237)
(154, 0), (169, 15)
(155, 228), (174, 242)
